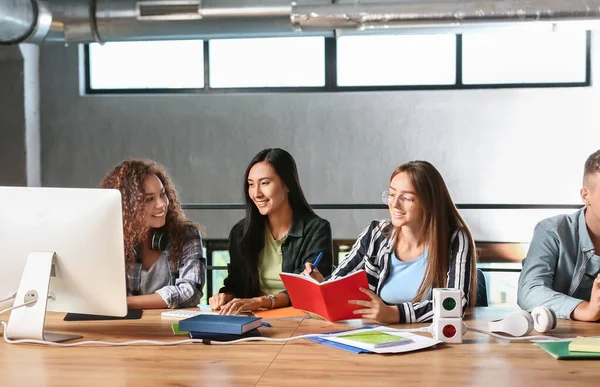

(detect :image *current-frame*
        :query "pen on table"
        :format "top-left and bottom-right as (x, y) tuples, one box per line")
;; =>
(261, 322), (272, 328)
(309, 252), (323, 274)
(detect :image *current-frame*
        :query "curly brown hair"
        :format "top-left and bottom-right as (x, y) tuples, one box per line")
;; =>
(100, 159), (199, 271)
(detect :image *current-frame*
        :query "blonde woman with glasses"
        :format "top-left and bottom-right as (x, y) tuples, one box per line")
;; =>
(302, 160), (477, 323)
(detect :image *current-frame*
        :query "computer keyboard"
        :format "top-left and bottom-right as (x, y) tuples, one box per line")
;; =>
(161, 309), (215, 319)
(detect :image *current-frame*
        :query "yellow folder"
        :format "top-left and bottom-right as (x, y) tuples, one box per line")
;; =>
(568, 337), (600, 353)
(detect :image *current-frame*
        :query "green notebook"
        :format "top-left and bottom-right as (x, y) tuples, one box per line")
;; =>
(536, 341), (600, 360)
(171, 323), (189, 335)
(337, 331), (411, 349)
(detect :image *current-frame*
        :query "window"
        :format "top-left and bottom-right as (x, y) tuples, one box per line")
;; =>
(211, 250), (230, 296)
(199, 240), (524, 306)
(336, 35), (456, 86)
(88, 40), (204, 89)
(462, 31), (588, 85)
(209, 37), (325, 88)
(199, 241), (229, 305)
(86, 32), (590, 93)
(478, 263), (521, 306)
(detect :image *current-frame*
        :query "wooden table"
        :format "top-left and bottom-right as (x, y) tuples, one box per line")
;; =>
(1, 307), (600, 387)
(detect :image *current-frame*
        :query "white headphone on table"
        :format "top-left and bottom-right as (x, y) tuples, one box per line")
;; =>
(488, 306), (558, 336)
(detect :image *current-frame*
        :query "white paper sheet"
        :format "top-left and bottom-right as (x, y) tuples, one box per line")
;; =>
(323, 326), (442, 354)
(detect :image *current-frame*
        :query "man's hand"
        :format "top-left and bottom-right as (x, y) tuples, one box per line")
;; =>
(571, 275), (600, 321)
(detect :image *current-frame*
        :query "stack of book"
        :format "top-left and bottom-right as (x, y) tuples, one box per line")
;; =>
(178, 314), (263, 342)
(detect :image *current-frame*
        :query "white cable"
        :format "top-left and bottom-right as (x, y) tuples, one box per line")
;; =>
(0, 292), (17, 304)
(1, 302), (428, 348)
(0, 299), (37, 314)
(0, 301), (355, 346)
(0, 302), (568, 347)
(191, 333), (339, 345)
(468, 327), (562, 342)
(0, 292), (17, 303)
(0, 318), (341, 347)
(207, 327), (430, 345)
(392, 327), (430, 333)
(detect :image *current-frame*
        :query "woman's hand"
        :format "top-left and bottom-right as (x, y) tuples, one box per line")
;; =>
(219, 297), (264, 315)
(349, 287), (400, 323)
(208, 293), (233, 311)
(301, 262), (325, 283)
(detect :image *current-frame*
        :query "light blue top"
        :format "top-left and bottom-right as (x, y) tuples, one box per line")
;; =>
(518, 208), (599, 319)
(379, 249), (429, 304)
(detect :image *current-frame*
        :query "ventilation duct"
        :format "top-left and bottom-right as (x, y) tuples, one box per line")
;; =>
(1, 0), (600, 45)
(136, 1), (203, 20)
(293, 1), (600, 32)
(0, 0), (37, 44)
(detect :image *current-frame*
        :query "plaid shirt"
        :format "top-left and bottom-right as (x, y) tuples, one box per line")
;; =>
(328, 220), (473, 323)
(126, 226), (206, 308)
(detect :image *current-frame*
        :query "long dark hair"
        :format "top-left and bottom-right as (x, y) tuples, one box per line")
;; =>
(239, 148), (313, 291)
(388, 161), (477, 307)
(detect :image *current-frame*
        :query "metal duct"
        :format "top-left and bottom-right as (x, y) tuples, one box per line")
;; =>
(2, 0), (600, 45)
(292, 1), (600, 32)
(136, 1), (202, 20)
(87, 0), (303, 44)
(0, 0), (37, 44)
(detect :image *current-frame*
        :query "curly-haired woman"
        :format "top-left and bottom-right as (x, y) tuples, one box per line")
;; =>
(100, 159), (205, 309)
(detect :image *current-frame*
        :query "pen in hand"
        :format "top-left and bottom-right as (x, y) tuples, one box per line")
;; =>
(309, 252), (323, 275)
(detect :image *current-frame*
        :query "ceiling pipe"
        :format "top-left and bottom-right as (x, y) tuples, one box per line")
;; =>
(2, 0), (600, 45)
(0, 0), (37, 44)
(292, 1), (600, 32)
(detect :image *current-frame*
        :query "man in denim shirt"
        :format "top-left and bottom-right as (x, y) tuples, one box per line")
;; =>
(518, 149), (600, 321)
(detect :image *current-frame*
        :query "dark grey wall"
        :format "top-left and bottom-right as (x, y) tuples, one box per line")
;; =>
(37, 36), (600, 241)
(0, 46), (26, 186)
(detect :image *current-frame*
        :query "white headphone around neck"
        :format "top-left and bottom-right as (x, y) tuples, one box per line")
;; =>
(488, 306), (557, 337)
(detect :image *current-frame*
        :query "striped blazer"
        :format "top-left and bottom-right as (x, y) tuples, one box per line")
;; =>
(329, 220), (474, 323)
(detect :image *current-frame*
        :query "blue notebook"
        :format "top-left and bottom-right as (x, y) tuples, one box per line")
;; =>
(306, 336), (372, 354)
(178, 314), (262, 335)
(305, 325), (378, 354)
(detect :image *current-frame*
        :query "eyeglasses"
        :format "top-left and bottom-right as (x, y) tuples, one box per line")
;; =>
(381, 190), (416, 212)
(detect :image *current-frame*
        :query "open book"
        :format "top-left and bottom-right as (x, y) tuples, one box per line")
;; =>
(334, 330), (412, 349)
(279, 270), (370, 322)
(323, 326), (441, 354)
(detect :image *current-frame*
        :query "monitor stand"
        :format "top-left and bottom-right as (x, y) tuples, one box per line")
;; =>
(6, 251), (82, 343)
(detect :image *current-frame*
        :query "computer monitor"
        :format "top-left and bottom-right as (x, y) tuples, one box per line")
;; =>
(0, 186), (128, 342)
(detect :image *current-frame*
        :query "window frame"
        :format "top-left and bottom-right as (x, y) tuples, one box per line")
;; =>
(84, 32), (592, 95)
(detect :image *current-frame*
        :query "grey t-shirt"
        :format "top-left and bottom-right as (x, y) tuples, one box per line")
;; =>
(140, 253), (171, 295)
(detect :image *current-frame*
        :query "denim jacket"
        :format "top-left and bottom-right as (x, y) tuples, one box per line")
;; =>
(517, 208), (600, 319)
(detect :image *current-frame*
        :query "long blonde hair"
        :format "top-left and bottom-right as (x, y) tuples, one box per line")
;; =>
(389, 161), (477, 307)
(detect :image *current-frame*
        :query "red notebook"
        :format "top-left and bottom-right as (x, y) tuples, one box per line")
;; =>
(279, 270), (371, 322)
